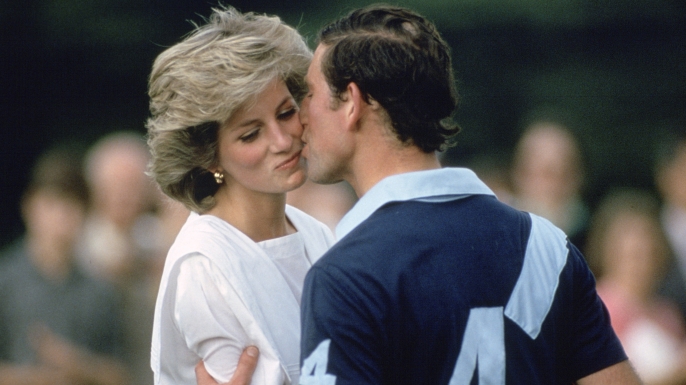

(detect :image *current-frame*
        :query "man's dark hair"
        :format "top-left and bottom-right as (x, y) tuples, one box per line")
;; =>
(25, 142), (90, 205)
(317, 4), (460, 153)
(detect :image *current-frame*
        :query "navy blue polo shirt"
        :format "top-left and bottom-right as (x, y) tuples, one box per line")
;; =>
(299, 168), (626, 385)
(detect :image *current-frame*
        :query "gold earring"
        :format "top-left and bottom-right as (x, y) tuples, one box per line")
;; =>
(214, 171), (224, 184)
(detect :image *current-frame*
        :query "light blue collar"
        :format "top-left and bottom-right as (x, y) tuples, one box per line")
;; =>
(335, 167), (495, 240)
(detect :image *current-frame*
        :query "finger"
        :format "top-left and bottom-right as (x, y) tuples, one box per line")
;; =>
(228, 346), (259, 385)
(195, 361), (219, 385)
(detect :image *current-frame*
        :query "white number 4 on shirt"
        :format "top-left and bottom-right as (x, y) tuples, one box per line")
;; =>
(300, 308), (510, 384)
(300, 308), (505, 385)
(300, 339), (337, 385)
(449, 307), (505, 385)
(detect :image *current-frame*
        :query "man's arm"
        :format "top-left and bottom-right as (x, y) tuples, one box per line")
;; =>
(195, 347), (259, 385)
(300, 264), (384, 384)
(576, 360), (643, 385)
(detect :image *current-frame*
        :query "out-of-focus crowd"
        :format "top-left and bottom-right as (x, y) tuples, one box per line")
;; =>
(0, 115), (684, 384)
(0, 131), (356, 385)
(0, 133), (183, 385)
(449, 117), (686, 385)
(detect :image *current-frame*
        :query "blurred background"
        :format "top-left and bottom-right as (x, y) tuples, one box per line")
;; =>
(1, 1), (686, 383)
(1, 0), (685, 246)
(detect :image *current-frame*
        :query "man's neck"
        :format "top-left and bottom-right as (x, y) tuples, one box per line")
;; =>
(348, 141), (441, 197)
(341, 103), (443, 198)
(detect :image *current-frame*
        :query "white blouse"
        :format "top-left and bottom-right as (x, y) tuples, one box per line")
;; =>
(257, 232), (309, 306)
(151, 206), (334, 385)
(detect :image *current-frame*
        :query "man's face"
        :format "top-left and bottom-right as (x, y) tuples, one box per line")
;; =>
(300, 44), (352, 185)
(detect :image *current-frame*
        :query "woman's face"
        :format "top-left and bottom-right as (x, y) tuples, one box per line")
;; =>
(215, 78), (307, 196)
(603, 212), (666, 294)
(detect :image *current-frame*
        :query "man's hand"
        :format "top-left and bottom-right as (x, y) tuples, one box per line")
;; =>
(195, 346), (259, 385)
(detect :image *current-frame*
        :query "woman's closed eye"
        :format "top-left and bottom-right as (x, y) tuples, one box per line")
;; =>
(239, 129), (260, 143)
(277, 107), (298, 121)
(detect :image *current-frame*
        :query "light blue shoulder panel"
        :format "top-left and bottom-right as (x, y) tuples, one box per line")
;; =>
(504, 214), (568, 339)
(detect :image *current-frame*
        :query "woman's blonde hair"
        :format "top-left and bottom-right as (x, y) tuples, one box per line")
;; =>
(146, 6), (311, 212)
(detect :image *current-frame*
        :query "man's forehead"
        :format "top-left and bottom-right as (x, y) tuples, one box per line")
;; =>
(313, 45), (329, 67)
(313, 43), (327, 54)
(305, 45), (325, 84)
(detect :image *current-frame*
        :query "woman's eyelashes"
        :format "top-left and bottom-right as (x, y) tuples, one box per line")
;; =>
(278, 107), (297, 120)
(238, 106), (297, 143)
(239, 129), (260, 143)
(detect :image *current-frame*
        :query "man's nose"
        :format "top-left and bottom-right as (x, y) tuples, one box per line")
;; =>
(299, 99), (309, 127)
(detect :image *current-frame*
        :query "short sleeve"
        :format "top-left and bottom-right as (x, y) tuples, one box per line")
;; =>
(300, 264), (383, 385)
(173, 254), (248, 383)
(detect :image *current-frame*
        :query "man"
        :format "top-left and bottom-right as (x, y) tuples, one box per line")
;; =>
(201, 4), (641, 384)
(195, 347), (259, 385)
(510, 118), (590, 252)
(0, 144), (129, 385)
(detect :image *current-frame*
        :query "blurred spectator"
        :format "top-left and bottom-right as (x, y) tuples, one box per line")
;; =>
(287, 180), (357, 232)
(510, 118), (590, 250)
(76, 131), (161, 287)
(150, 194), (190, 290)
(442, 152), (515, 205)
(0, 143), (128, 385)
(588, 189), (686, 385)
(655, 128), (686, 324)
(76, 131), (167, 384)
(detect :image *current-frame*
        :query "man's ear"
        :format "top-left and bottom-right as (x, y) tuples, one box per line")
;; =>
(344, 82), (365, 131)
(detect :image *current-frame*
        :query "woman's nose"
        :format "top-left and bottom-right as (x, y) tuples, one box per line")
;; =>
(270, 123), (293, 152)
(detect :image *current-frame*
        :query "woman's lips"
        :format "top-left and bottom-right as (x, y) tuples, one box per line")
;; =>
(276, 151), (301, 170)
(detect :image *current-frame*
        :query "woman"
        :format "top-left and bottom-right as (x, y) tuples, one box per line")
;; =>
(587, 189), (686, 385)
(146, 7), (334, 385)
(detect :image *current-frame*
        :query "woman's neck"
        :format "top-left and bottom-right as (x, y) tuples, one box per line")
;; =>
(205, 186), (294, 243)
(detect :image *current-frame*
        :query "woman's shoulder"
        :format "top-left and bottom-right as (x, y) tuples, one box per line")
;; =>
(172, 213), (244, 250)
(162, 218), (244, 279)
